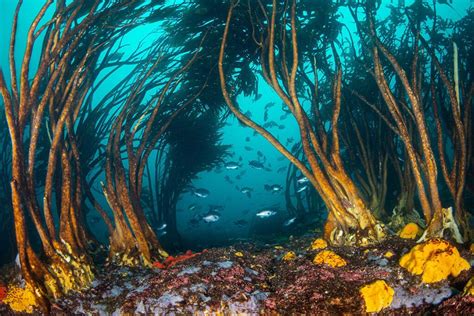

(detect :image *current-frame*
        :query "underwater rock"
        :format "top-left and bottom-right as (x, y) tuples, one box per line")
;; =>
(313, 250), (347, 268)
(399, 239), (470, 283)
(216, 261), (233, 269)
(399, 222), (422, 239)
(391, 284), (452, 309)
(359, 280), (394, 313)
(177, 266), (201, 276)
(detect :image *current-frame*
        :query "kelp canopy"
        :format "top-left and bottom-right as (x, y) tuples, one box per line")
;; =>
(0, 0), (472, 312)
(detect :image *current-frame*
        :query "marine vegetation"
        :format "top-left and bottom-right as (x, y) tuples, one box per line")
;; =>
(0, 0), (472, 314)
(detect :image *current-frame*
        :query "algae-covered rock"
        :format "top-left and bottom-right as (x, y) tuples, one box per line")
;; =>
(359, 280), (394, 313)
(399, 238), (470, 283)
(398, 222), (421, 239)
(313, 250), (346, 268)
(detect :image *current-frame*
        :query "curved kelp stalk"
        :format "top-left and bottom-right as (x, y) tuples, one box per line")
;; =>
(353, 4), (471, 242)
(102, 39), (206, 266)
(219, 0), (386, 246)
(0, 0), (164, 311)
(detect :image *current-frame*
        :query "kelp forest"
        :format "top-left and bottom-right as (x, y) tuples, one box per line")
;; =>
(0, 0), (473, 314)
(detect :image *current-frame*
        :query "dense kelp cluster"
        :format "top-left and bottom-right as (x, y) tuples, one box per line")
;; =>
(0, 0), (472, 313)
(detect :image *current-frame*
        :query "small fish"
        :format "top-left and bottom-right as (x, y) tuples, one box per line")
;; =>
(254, 93), (262, 101)
(249, 160), (265, 170)
(283, 217), (297, 226)
(243, 110), (252, 118)
(281, 103), (291, 113)
(278, 125), (285, 130)
(296, 185), (308, 193)
(296, 175), (310, 184)
(277, 166), (286, 173)
(280, 114), (289, 120)
(157, 223), (167, 231)
(239, 187), (253, 198)
(244, 146), (253, 151)
(245, 137), (251, 142)
(263, 121), (278, 128)
(225, 161), (240, 170)
(256, 210), (277, 218)
(202, 214), (220, 223)
(265, 102), (275, 108)
(224, 175), (234, 184)
(193, 188), (210, 198)
(264, 184), (283, 193)
(188, 204), (198, 211)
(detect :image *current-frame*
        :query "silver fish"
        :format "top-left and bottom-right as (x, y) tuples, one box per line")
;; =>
(249, 160), (265, 169)
(296, 185), (308, 193)
(202, 214), (220, 223)
(297, 175), (310, 184)
(283, 217), (297, 226)
(157, 223), (167, 231)
(239, 186), (253, 198)
(265, 184), (283, 193)
(193, 188), (210, 198)
(256, 210), (277, 218)
(225, 161), (240, 170)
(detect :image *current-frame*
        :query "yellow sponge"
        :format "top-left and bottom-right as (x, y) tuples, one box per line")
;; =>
(360, 280), (394, 313)
(310, 238), (328, 250)
(4, 285), (38, 313)
(313, 250), (346, 268)
(399, 222), (421, 239)
(282, 251), (296, 261)
(399, 238), (470, 283)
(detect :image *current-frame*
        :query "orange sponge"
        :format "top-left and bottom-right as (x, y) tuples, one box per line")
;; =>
(399, 238), (470, 283)
(313, 250), (346, 268)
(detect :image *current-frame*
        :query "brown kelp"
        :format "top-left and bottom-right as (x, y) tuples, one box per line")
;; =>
(219, 0), (386, 246)
(0, 0), (169, 310)
(351, 1), (472, 241)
